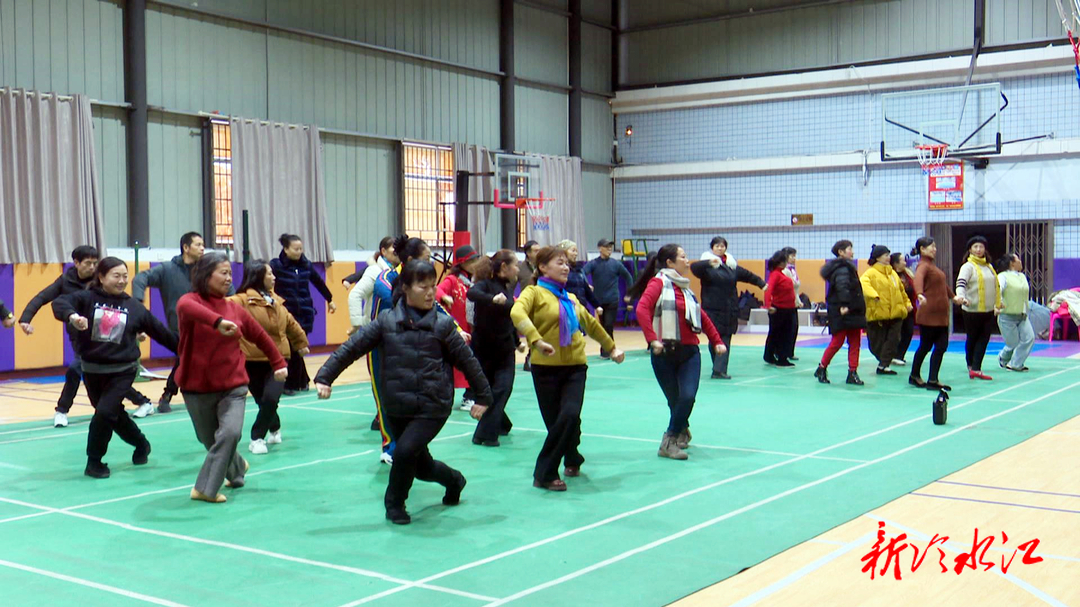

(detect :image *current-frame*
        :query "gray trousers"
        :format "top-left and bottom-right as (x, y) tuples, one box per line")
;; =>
(183, 386), (248, 498)
(997, 313), (1035, 370)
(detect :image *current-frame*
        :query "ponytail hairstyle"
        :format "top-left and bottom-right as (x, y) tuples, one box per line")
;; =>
(392, 234), (428, 264)
(473, 249), (518, 282)
(995, 253), (1019, 273)
(90, 257), (128, 289)
(627, 243), (681, 300)
(279, 233), (302, 249)
(766, 250), (789, 273)
(911, 236), (935, 257)
(374, 236), (394, 261)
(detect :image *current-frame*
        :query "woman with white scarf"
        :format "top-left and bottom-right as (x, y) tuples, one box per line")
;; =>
(955, 235), (1002, 380)
(631, 244), (727, 461)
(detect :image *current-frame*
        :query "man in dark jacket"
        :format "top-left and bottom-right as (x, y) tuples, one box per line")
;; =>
(690, 242), (766, 379)
(314, 260), (492, 525)
(815, 240), (868, 386)
(132, 232), (208, 413)
(583, 239), (633, 358)
(19, 246), (153, 427)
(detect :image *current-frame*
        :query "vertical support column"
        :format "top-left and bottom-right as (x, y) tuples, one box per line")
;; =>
(611, 0), (621, 94)
(568, 0), (582, 159)
(124, 0), (150, 247)
(499, 0), (518, 250)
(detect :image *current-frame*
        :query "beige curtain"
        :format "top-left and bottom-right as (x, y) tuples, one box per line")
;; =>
(230, 119), (333, 262)
(0, 90), (106, 263)
(452, 143), (494, 253)
(533, 154), (586, 250)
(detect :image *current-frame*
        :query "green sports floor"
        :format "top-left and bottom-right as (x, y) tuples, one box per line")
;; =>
(1, 345), (1078, 607)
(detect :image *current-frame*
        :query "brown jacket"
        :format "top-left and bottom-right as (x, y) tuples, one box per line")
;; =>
(228, 289), (309, 362)
(913, 259), (955, 327)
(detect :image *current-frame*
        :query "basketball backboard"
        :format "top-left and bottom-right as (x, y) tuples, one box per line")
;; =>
(493, 153), (543, 209)
(880, 83), (1006, 163)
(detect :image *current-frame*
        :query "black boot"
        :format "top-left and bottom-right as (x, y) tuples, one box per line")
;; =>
(443, 470), (467, 506)
(84, 460), (110, 479)
(386, 507), (411, 525)
(132, 439), (151, 465)
(814, 365), (830, 384)
(846, 370), (864, 386)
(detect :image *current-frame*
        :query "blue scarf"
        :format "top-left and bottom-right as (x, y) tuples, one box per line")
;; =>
(537, 277), (581, 347)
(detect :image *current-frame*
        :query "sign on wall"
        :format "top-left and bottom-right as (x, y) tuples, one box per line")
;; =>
(928, 162), (964, 211)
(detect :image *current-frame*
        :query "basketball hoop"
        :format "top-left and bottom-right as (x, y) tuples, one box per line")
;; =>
(916, 143), (949, 172)
(516, 197), (554, 233)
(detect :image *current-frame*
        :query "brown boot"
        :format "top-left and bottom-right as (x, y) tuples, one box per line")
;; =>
(658, 433), (688, 460)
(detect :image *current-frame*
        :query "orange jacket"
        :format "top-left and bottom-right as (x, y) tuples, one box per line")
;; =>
(227, 289), (309, 362)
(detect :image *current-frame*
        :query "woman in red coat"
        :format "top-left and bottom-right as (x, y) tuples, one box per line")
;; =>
(763, 249), (798, 366)
(437, 245), (481, 409)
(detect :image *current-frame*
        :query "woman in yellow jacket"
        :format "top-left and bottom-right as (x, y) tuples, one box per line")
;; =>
(511, 246), (625, 492)
(860, 245), (913, 377)
(229, 259), (309, 455)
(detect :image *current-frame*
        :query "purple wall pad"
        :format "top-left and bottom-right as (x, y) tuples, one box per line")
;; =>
(308, 263), (327, 347)
(0, 265), (15, 371)
(1053, 258), (1080, 290)
(61, 263), (75, 367)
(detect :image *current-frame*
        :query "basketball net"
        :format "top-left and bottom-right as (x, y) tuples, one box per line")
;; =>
(916, 144), (949, 173)
(516, 196), (554, 235)
(1054, 0), (1080, 90)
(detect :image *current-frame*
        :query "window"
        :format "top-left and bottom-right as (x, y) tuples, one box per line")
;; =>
(402, 142), (455, 248)
(517, 206), (527, 249)
(210, 120), (234, 247)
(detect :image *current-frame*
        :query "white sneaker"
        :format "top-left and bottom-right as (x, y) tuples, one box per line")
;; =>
(379, 451), (393, 465)
(458, 398), (475, 411)
(891, 359), (907, 367)
(53, 412), (69, 428)
(266, 430), (282, 444)
(248, 439), (268, 454)
(132, 403), (154, 418)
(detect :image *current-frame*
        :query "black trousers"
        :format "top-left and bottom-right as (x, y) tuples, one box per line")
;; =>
(896, 314), (915, 362)
(598, 302), (618, 356)
(473, 350), (515, 442)
(764, 308), (797, 363)
(285, 350), (310, 391)
(530, 364), (587, 483)
(246, 361), (284, 440)
(83, 371), (147, 462)
(57, 353), (149, 413)
(911, 325), (950, 382)
(866, 318), (902, 367)
(963, 311), (996, 371)
(382, 414), (456, 510)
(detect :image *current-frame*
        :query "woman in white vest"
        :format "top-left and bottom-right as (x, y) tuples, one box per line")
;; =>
(995, 253), (1034, 372)
(955, 235), (1002, 381)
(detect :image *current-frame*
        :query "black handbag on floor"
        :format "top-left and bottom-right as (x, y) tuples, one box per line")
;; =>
(932, 389), (949, 425)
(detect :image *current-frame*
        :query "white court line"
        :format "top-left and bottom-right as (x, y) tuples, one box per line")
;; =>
(479, 377), (1080, 606)
(335, 366), (1077, 606)
(0, 496), (495, 603)
(728, 532), (877, 607)
(867, 515), (1070, 607)
(0, 558), (193, 607)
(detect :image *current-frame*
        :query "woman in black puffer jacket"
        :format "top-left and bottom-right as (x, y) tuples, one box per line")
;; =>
(815, 240), (868, 386)
(270, 233), (336, 393)
(314, 260), (492, 526)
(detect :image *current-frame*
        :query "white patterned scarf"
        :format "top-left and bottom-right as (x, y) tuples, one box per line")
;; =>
(654, 268), (701, 341)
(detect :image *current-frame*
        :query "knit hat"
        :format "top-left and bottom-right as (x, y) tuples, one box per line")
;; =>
(966, 235), (988, 253)
(869, 244), (890, 264)
(453, 245), (478, 265)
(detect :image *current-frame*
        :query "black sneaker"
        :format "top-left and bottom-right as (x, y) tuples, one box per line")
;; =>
(299, 384), (311, 392)
(472, 437), (500, 447)
(846, 371), (864, 386)
(386, 508), (411, 525)
(443, 471), (467, 506)
(789, 356), (799, 361)
(132, 440), (151, 465)
(814, 365), (830, 384)
(85, 460), (110, 479)
(710, 372), (731, 380)
(157, 395), (172, 414)
(876, 367), (898, 376)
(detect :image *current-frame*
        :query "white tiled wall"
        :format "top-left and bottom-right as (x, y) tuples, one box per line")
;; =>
(616, 71), (1080, 259)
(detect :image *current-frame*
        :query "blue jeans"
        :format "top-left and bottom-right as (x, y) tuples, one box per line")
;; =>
(650, 344), (701, 435)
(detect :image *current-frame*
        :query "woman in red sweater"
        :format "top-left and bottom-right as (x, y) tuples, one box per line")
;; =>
(763, 250), (798, 367)
(631, 244), (726, 460)
(176, 253), (287, 503)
